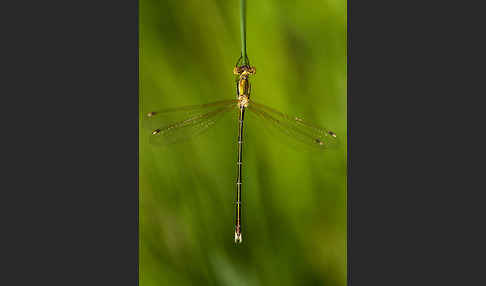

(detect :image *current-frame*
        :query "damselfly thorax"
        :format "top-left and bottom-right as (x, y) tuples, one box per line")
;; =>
(234, 65), (255, 108)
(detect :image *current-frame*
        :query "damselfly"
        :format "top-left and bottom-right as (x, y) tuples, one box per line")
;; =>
(144, 56), (338, 244)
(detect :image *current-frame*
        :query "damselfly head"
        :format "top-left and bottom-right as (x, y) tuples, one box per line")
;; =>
(152, 129), (161, 135)
(234, 65), (256, 76)
(328, 131), (337, 138)
(147, 111), (156, 117)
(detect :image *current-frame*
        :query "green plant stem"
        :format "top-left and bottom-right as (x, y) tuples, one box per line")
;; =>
(240, 0), (247, 65)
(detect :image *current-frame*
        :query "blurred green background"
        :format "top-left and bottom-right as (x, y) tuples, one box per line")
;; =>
(139, 0), (346, 285)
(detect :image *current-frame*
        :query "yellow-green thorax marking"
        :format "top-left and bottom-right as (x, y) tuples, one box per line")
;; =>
(234, 66), (255, 108)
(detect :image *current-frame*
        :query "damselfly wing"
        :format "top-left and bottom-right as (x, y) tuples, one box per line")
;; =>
(144, 99), (338, 148)
(143, 100), (237, 146)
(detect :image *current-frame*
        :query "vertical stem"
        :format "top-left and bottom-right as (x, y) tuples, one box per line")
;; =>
(240, 0), (247, 65)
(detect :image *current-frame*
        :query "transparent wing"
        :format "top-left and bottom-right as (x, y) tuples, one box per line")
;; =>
(247, 101), (339, 149)
(143, 99), (238, 146)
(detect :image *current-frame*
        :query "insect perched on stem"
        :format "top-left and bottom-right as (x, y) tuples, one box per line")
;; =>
(144, 55), (338, 244)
